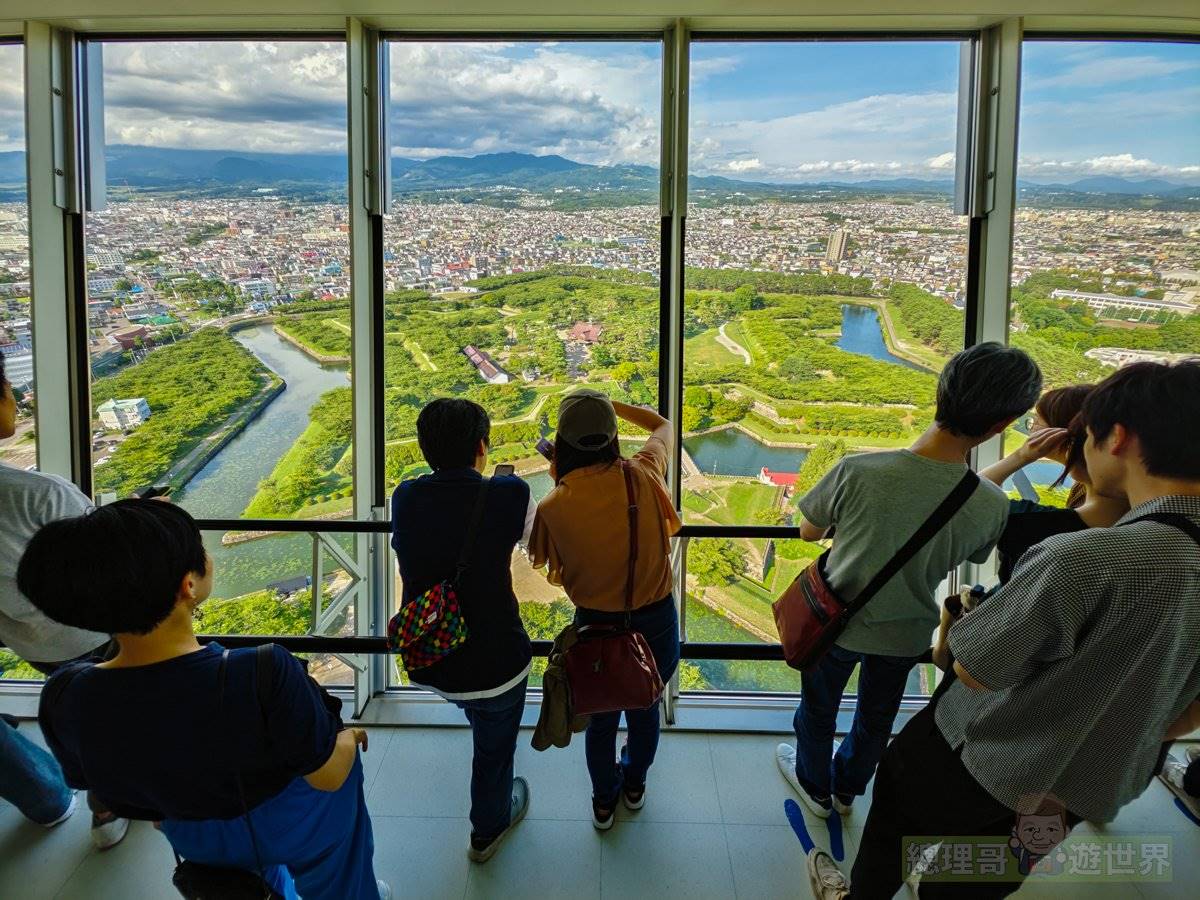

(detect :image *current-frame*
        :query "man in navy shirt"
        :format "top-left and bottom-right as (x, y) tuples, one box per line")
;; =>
(391, 398), (534, 863)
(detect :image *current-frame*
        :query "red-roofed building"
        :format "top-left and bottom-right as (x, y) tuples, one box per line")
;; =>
(759, 467), (799, 488)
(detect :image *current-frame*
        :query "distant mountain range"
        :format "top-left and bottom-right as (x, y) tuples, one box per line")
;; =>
(0, 145), (1196, 205)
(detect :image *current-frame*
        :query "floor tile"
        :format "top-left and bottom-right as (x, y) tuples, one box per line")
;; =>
(615, 733), (722, 824)
(56, 821), (177, 900)
(360, 727), (396, 796)
(371, 815), (471, 900)
(465, 818), (601, 900)
(725, 823), (811, 899)
(513, 734), (594, 821)
(368, 729), (473, 818)
(709, 734), (821, 827)
(600, 821), (734, 899)
(0, 797), (94, 899)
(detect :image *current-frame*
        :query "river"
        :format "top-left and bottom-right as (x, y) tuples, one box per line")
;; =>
(177, 324), (350, 599)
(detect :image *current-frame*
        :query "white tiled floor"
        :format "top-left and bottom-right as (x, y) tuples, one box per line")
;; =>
(2, 722), (1197, 899)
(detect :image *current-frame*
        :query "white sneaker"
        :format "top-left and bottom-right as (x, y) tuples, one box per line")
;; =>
(830, 740), (853, 817)
(776, 743), (831, 819)
(90, 813), (130, 850)
(42, 793), (77, 828)
(468, 776), (530, 863)
(807, 848), (851, 900)
(1185, 745), (1200, 766)
(377, 879), (392, 900)
(1159, 755), (1200, 819)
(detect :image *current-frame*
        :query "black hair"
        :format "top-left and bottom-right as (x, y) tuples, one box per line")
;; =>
(1081, 359), (1200, 480)
(935, 342), (1043, 438)
(416, 398), (490, 470)
(553, 434), (620, 483)
(0, 351), (6, 386)
(17, 499), (209, 635)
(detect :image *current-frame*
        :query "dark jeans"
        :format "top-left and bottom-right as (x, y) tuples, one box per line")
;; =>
(453, 677), (528, 841)
(574, 596), (680, 806)
(850, 704), (1080, 899)
(794, 644), (919, 800)
(28, 640), (117, 820)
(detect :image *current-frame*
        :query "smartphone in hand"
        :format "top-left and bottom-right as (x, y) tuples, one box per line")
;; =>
(535, 437), (554, 461)
(494, 464), (515, 477)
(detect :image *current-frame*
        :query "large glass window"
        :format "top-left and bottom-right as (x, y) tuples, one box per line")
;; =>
(0, 43), (33, 472)
(81, 39), (355, 665)
(680, 39), (969, 690)
(1012, 39), (1200, 493)
(382, 38), (663, 659)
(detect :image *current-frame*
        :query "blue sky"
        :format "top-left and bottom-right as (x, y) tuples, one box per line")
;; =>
(1, 38), (1197, 185)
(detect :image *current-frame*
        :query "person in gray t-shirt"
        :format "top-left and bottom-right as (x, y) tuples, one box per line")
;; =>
(776, 342), (1041, 823)
(0, 357), (128, 849)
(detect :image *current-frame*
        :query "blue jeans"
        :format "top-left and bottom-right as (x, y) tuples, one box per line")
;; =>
(574, 596), (680, 806)
(0, 719), (73, 824)
(794, 644), (919, 800)
(163, 753), (377, 900)
(453, 677), (528, 841)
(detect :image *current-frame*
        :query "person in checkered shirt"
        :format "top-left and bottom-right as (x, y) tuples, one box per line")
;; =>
(808, 359), (1200, 900)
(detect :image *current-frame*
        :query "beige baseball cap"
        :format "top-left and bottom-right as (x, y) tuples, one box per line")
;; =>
(556, 388), (618, 450)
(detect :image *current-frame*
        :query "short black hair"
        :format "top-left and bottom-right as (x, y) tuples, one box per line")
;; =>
(0, 351), (6, 386)
(1082, 359), (1200, 480)
(17, 499), (208, 635)
(935, 342), (1043, 437)
(416, 398), (490, 470)
(553, 434), (620, 483)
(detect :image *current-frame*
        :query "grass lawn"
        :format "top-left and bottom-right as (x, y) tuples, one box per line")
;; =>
(685, 327), (748, 367)
(736, 412), (913, 450)
(706, 481), (783, 526)
(875, 299), (952, 372)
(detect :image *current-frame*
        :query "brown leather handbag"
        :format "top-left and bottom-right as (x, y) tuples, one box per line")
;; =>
(564, 460), (665, 716)
(773, 470), (979, 671)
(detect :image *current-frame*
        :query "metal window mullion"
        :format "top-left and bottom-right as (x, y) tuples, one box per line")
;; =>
(24, 24), (85, 483)
(346, 17), (388, 718)
(969, 18), (1024, 587)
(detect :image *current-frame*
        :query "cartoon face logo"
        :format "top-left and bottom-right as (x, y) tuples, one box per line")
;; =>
(1008, 795), (1069, 876)
(1014, 812), (1066, 857)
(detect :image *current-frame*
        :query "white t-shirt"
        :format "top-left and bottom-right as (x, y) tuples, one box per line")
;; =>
(0, 463), (108, 663)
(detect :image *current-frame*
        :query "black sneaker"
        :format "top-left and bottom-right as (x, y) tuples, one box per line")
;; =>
(622, 783), (645, 811)
(592, 796), (616, 830)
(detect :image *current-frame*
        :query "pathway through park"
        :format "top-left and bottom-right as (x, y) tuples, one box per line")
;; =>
(717, 322), (752, 365)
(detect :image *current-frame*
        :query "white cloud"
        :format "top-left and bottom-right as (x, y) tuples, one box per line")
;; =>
(725, 158), (762, 172)
(1021, 152), (1200, 181)
(1036, 54), (1199, 89)
(691, 91), (959, 181)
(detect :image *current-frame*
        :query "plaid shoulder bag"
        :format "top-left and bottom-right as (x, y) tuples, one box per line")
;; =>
(388, 478), (492, 671)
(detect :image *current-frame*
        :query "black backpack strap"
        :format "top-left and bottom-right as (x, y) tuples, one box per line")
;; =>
(454, 478), (493, 583)
(846, 469), (981, 616)
(1129, 512), (1200, 550)
(255, 643), (274, 729)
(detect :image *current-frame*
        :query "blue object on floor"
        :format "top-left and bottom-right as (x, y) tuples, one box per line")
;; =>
(784, 799), (815, 854)
(1176, 797), (1200, 827)
(828, 809), (845, 862)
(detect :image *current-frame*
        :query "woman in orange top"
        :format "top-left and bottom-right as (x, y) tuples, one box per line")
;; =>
(528, 389), (681, 830)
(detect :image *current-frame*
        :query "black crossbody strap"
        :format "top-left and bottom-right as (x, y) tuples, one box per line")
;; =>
(219, 650), (271, 895)
(454, 478), (493, 583)
(846, 469), (980, 616)
(1128, 512), (1200, 550)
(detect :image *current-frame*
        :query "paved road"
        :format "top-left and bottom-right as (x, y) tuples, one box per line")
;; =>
(717, 322), (752, 365)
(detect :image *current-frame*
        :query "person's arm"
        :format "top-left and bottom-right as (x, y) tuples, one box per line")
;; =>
(304, 728), (368, 792)
(947, 540), (1086, 692)
(799, 518), (829, 542)
(519, 490), (537, 550)
(1166, 699), (1200, 740)
(612, 400), (671, 449)
(980, 428), (1071, 486)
